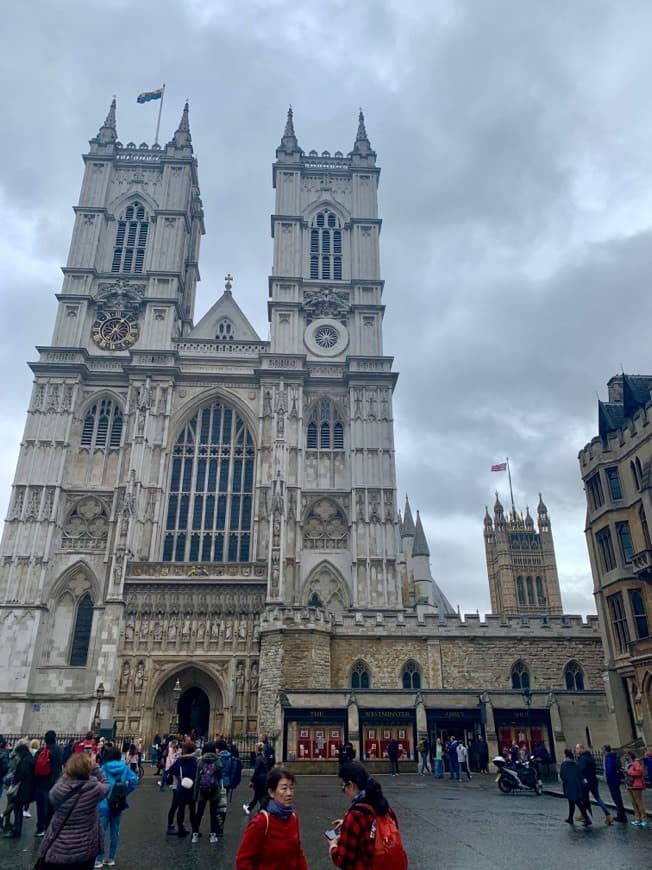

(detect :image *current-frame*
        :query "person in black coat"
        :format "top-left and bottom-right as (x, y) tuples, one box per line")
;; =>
(603, 744), (627, 823)
(559, 748), (591, 826)
(34, 729), (63, 836)
(243, 743), (268, 815)
(575, 743), (612, 824)
(387, 738), (400, 776)
(4, 743), (34, 838)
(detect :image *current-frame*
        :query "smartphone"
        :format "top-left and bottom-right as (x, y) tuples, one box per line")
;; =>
(324, 828), (339, 841)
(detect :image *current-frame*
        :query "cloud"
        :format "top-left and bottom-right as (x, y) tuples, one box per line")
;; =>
(3, 1), (652, 615)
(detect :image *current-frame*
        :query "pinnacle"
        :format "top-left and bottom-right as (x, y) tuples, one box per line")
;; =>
(356, 108), (368, 142)
(402, 495), (416, 536)
(284, 106), (296, 140)
(412, 510), (430, 557)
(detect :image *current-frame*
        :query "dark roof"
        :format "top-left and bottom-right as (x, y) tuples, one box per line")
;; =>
(599, 374), (652, 441)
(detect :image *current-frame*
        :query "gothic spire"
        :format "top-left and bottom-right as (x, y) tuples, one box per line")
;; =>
(412, 511), (430, 557)
(171, 101), (192, 149)
(484, 506), (493, 528)
(402, 496), (416, 537)
(351, 107), (374, 158)
(94, 97), (117, 146)
(277, 105), (302, 158)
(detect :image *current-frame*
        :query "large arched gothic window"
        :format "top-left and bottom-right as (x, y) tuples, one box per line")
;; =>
(401, 660), (421, 689)
(306, 399), (344, 451)
(351, 660), (370, 689)
(309, 210), (343, 280)
(511, 660), (530, 690)
(163, 401), (255, 563)
(111, 201), (149, 273)
(81, 398), (123, 449)
(69, 594), (94, 666)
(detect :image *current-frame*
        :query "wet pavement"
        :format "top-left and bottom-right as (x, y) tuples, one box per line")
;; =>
(1, 769), (650, 869)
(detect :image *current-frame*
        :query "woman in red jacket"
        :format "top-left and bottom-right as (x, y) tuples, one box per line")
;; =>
(625, 751), (648, 827)
(235, 767), (308, 870)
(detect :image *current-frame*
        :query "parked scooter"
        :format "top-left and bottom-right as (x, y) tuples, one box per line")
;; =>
(493, 755), (543, 795)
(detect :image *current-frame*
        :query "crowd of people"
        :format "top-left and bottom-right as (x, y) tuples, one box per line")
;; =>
(2, 725), (650, 867)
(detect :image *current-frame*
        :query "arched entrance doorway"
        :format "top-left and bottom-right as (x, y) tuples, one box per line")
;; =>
(151, 666), (225, 739)
(178, 686), (210, 737)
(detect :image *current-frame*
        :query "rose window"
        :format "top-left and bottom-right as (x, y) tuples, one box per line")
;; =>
(315, 325), (339, 348)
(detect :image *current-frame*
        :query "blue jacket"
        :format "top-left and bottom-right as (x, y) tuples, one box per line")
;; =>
(604, 750), (622, 786)
(98, 760), (139, 816)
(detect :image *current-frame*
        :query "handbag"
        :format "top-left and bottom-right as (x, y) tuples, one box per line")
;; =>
(33, 784), (84, 869)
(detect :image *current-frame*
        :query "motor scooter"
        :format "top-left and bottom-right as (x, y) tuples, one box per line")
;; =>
(493, 755), (543, 795)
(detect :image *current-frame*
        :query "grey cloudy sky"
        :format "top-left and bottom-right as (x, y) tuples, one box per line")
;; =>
(2, 0), (652, 616)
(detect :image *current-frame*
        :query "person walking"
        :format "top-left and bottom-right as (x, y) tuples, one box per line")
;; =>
(476, 736), (489, 774)
(161, 738), (179, 793)
(243, 743), (268, 815)
(625, 750), (648, 827)
(94, 746), (138, 868)
(235, 767), (308, 870)
(0, 736), (9, 808)
(338, 742), (356, 778)
(603, 744), (627, 823)
(327, 760), (407, 869)
(457, 741), (471, 781)
(576, 743), (612, 824)
(34, 729), (63, 836)
(387, 738), (400, 776)
(446, 736), (459, 781)
(192, 740), (224, 844)
(3, 742), (34, 839)
(559, 748), (591, 826)
(418, 737), (430, 775)
(35, 751), (109, 870)
(433, 738), (444, 778)
(166, 739), (199, 837)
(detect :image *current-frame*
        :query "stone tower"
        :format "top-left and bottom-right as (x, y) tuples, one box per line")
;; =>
(483, 493), (563, 616)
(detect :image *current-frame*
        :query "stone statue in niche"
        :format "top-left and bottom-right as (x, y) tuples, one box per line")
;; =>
(137, 383), (152, 411)
(235, 662), (245, 711)
(225, 619), (233, 641)
(125, 616), (135, 642)
(197, 619), (206, 642)
(263, 391), (273, 416)
(153, 616), (163, 643)
(134, 661), (144, 692)
(271, 473), (284, 516)
(167, 616), (177, 642)
(119, 661), (130, 692)
(272, 517), (281, 547)
(182, 614), (191, 641)
(250, 661), (259, 692)
(238, 617), (247, 641)
(210, 619), (220, 641)
(139, 616), (150, 640)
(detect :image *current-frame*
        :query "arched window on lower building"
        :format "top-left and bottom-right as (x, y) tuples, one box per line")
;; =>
(401, 660), (421, 689)
(351, 660), (370, 689)
(564, 661), (585, 691)
(511, 660), (530, 690)
(69, 594), (94, 666)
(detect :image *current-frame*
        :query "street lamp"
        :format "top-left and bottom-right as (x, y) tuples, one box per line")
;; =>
(522, 687), (532, 755)
(93, 682), (105, 731)
(171, 678), (182, 735)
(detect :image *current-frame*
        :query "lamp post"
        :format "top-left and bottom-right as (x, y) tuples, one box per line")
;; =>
(93, 682), (105, 732)
(522, 687), (532, 754)
(171, 678), (182, 735)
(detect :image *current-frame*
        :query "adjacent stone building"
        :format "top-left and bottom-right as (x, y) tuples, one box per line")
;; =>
(579, 374), (652, 746)
(0, 101), (615, 767)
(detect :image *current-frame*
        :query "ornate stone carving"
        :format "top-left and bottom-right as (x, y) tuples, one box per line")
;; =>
(303, 499), (348, 549)
(120, 661), (130, 692)
(62, 496), (109, 550)
(134, 661), (145, 692)
(303, 288), (350, 325)
(95, 279), (145, 311)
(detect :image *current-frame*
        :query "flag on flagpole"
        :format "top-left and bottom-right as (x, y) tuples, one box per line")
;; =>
(491, 462), (507, 472)
(137, 87), (164, 104)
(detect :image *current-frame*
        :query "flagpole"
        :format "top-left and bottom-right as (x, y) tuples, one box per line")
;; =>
(154, 84), (165, 145)
(506, 457), (515, 514)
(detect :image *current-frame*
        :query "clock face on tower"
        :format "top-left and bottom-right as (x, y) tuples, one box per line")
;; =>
(91, 309), (140, 351)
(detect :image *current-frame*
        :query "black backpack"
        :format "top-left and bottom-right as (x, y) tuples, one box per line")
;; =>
(108, 772), (129, 814)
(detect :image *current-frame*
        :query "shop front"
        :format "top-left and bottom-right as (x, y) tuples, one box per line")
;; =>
(283, 708), (347, 765)
(359, 709), (416, 762)
(493, 707), (555, 762)
(426, 707), (483, 748)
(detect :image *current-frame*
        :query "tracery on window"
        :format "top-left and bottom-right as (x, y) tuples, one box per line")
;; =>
(564, 660), (585, 691)
(306, 398), (344, 451)
(62, 497), (110, 550)
(111, 201), (149, 274)
(303, 498), (348, 550)
(81, 398), (123, 449)
(401, 660), (421, 689)
(351, 660), (370, 689)
(162, 401), (255, 563)
(216, 318), (234, 340)
(309, 210), (343, 280)
(511, 660), (530, 690)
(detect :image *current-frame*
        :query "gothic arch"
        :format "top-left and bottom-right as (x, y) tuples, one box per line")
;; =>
(302, 560), (351, 616)
(44, 561), (101, 666)
(48, 559), (102, 606)
(106, 190), (159, 221)
(510, 659), (531, 690)
(562, 659), (586, 690)
(400, 659), (422, 689)
(302, 199), (351, 225)
(149, 659), (229, 703)
(169, 387), (259, 449)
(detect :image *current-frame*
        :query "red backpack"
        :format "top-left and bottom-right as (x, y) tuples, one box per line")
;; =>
(34, 746), (52, 777)
(358, 804), (408, 869)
